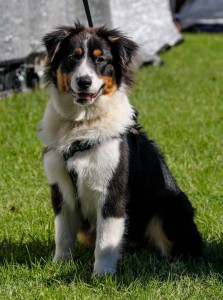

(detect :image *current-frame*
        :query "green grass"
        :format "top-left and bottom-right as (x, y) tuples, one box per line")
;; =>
(0, 33), (223, 299)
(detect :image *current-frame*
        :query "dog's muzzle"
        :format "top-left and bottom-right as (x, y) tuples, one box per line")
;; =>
(68, 83), (104, 105)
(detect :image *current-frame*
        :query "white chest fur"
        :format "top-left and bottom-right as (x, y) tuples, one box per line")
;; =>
(39, 87), (134, 228)
(66, 139), (121, 228)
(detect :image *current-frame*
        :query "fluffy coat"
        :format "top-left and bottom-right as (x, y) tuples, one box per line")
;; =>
(39, 23), (202, 276)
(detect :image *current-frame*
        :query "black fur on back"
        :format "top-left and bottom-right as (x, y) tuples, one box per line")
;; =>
(103, 124), (203, 258)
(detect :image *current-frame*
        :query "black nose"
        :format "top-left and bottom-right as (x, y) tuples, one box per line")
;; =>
(76, 75), (92, 90)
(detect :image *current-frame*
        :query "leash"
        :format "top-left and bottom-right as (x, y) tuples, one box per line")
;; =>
(82, 0), (93, 27)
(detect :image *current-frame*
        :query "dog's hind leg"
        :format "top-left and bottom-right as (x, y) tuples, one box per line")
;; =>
(145, 216), (173, 257)
(158, 192), (203, 259)
(43, 149), (80, 262)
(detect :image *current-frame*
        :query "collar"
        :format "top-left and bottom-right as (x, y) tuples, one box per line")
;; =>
(63, 140), (97, 161)
(62, 125), (135, 162)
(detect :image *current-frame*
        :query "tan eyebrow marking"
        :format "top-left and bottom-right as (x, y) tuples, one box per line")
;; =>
(64, 30), (70, 37)
(74, 47), (83, 55)
(93, 49), (102, 57)
(108, 36), (120, 42)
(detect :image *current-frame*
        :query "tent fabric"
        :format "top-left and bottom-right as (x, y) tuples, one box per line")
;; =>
(177, 0), (223, 29)
(105, 0), (182, 65)
(0, 0), (182, 64)
(0, 0), (77, 62)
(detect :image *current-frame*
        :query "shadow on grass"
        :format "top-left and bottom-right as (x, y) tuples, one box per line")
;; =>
(114, 239), (223, 286)
(42, 240), (223, 287)
(0, 238), (55, 265)
(0, 237), (223, 285)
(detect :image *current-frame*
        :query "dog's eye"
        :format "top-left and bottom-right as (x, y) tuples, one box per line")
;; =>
(96, 57), (106, 64)
(68, 55), (79, 62)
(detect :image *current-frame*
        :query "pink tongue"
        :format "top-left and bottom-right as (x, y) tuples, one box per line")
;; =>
(77, 93), (93, 100)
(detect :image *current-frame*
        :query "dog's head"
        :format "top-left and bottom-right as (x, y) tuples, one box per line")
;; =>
(43, 23), (138, 106)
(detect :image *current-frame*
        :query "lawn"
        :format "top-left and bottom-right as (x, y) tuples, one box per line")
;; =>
(0, 33), (223, 299)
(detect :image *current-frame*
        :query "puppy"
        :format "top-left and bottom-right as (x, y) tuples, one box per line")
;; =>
(39, 23), (202, 276)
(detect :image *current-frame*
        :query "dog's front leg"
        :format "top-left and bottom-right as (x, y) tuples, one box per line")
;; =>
(53, 200), (80, 262)
(43, 149), (80, 262)
(93, 209), (125, 276)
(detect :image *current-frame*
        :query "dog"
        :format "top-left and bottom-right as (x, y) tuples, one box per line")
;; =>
(39, 23), (203, 276)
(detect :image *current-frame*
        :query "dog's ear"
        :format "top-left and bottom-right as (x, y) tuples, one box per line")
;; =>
(43, 23), (85, 62)
(97, 27), (138, 66)
(108, 34), (138, 66)
(42, 27), (72, 62)
(97, 27), (138, 86)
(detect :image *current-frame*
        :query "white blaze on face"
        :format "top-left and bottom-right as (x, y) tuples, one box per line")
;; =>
(70, 38), (104, 96)
(70, 58), (103, 94)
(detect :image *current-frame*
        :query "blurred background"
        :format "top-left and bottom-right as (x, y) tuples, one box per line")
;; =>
(0, 0), (222, 97)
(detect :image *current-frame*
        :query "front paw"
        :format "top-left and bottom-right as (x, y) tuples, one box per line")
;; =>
(53, 250), (73, 263)
(93, 260), (117, 277)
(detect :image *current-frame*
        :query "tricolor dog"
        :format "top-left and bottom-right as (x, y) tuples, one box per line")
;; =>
(39, 23), (202, 276)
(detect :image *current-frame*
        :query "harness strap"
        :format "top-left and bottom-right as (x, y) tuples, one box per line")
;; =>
(63, 140), (95, 161)
(62, 135), (123, 162)
(62, 124), (137, 162)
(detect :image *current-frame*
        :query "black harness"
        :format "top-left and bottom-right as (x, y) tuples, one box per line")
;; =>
(63, 139), (97, 161)
(63, 135), (125, 162)
(42, 123), (136, 193)
(62, 123), (137, 162)
(62, 137), (117, 188)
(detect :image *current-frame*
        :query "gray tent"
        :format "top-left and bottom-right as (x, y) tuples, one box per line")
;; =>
(0, 0), (182, 94)
(0, 0), (181, 64)
(177, 0), (223, 30)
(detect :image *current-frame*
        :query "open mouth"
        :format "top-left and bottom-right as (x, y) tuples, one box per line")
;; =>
(68, 84), (104, 105)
